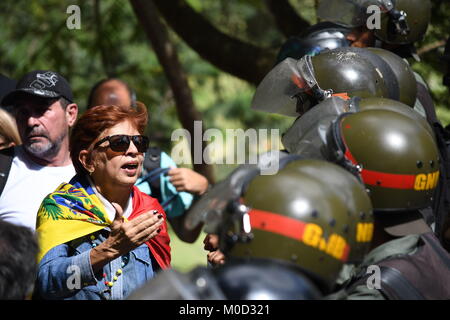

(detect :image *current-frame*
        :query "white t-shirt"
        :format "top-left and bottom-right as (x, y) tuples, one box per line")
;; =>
(0, 146), (76, 231)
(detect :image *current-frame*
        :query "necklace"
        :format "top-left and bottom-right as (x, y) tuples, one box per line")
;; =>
(89, 234), (124, 288)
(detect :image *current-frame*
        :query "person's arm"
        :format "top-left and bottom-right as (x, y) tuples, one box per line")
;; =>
(167, 167), (209, 196)
(165, 169), (209, 242)
(36, 204), (164, 299)
(159, 153), (209, 242)
(36, 243), (99, 300)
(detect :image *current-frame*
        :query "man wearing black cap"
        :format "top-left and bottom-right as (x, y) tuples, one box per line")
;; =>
(0, 70), (78, 231)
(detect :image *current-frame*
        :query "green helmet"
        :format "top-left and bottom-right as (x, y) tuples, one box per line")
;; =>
(366, 48), (417, 107)
(317, 0), (431, 45)
(355, 97), (432, 136)
(375, 0), (431, 45)
(325, 104), (440, 211)
(366, 48), (418, 106)
(311, 47), (390, 100)
(313, 47), (417, 107)
(280, 95), (428, 162)
(220, 159), (373, 293)
(252, 47), (406, 116)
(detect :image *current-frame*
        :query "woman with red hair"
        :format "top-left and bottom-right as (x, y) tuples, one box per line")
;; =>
(35, 102), (171, 300)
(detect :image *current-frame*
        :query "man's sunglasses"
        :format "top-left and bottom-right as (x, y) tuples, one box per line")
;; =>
(94, 135), (149, 153)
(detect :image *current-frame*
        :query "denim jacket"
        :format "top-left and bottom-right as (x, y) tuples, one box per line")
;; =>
(36, 229), (158, 300)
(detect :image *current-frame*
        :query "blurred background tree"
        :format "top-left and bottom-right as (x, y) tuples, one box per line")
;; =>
(0, 0), (449, 271)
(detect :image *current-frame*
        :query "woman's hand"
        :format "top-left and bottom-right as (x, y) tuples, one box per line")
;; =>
(90, 203), (164, 272)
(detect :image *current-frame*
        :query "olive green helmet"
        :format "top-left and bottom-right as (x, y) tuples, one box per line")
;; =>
(221, 159), (373, 293)
(355, 97), (432, 136)
(317, 0), (431, 45)
(252, 47), (408, 116)
(375, 0), (431, 45)
(325, 103), (440, 211)
(366, 47), (417, 107)
(314, 47), (417, 107)
(311, 47), (390, 101)
(280, 95), (427, 161)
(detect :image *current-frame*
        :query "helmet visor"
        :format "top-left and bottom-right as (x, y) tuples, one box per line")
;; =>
(317, 0), (394, 28)
(184, 164), (260, 233)
(252, 56), (331, 117)
(184, 152), (298, 233)
(282, 97), (353, 157)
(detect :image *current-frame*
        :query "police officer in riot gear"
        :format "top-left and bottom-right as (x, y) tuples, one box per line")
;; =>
(277, 0), (429, 62)
(318, 0), (440, 131)
(274, 96), (449, 300)
(128, 157), (374, 300)
(253, 46), (417, 118)
(252, 43), (450, 297)
(315, 2), (450, 238)
(253, 47), (385, 116)
(255, 42), (450, 250)
(281, 0), (436, 123)
(323, 106), (450, 300)
(317, 0), (431, 58)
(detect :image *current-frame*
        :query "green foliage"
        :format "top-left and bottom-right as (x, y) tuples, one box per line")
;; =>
(187, 0), (283, 48)
(2, 0), (296, 180)
(411, 1), (450, 125)
(169, 227), (207, 272)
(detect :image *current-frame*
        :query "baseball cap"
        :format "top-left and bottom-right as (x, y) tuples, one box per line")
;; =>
(1, 70), (73, 107)
(376, 210), (432, 237)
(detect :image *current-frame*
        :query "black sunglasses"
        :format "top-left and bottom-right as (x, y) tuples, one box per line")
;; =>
(94, 135), (149, 153)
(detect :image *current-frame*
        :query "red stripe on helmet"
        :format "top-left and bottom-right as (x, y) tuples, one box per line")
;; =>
(249, 209), (306, 241)
(344, 149), (416, 189)
(249, 209), (350, 262)
(361, 169), (416, 189)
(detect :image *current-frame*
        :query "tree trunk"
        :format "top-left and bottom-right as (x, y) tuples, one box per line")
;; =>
(151, 0), (277, 85)
(264, 0), (311, 37)
(130, 0), (215, 183)
(94, 0), (112, 77)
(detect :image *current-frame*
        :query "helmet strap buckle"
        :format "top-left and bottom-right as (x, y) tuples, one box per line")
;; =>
(389, 9), (410, 37)
(220, 201), (254, 253)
